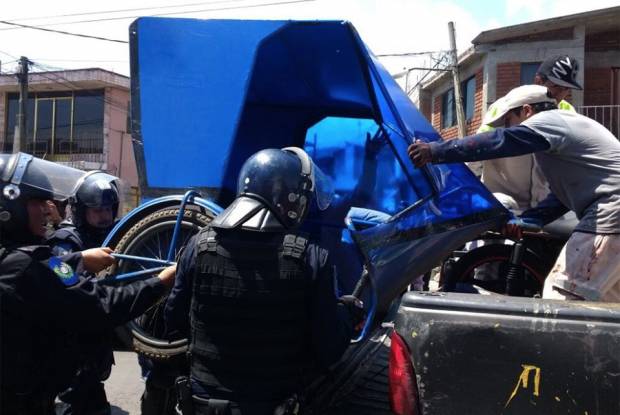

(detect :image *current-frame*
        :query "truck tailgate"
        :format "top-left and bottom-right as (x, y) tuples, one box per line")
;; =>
(395, 292), (620, 414)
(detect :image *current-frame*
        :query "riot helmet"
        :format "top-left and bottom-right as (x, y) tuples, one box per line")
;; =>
(211, 147), (334, 231)
(0, 152), (88, 241)
(70, 171), (120, 228)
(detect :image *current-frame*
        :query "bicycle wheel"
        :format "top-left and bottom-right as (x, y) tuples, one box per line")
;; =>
(445, 244), (548, 296)
(111, 206), (214, 359)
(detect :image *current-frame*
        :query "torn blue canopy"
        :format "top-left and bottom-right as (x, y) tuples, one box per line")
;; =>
(131, 18), (440, 197)
(130, 18), (508, 311)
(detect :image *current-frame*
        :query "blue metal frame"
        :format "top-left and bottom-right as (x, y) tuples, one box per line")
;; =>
(105, 191), (223, 282)
(166, 190), (201, 262)
(103, 194), (224, 248)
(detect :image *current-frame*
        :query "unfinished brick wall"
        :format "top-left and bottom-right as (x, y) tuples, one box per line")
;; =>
(431, 69), (484, 140)
(584, 67), (612, 105)
(496, 62), (521, 98)
(586, 30), (620, 52)
(470, 70), (484, 133)
(0, 92), (5, 150)
(419, 92), (432, 124)
(431, 94), (441, 131)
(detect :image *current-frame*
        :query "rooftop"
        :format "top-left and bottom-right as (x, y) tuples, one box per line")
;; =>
(0, 67), (129, 93)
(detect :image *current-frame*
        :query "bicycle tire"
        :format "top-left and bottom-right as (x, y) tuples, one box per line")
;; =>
(445, 244), (548, 296)
(111, 207), (213, 359)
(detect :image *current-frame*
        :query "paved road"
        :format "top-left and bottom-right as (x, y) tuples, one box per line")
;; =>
(107, 352), (143, 415)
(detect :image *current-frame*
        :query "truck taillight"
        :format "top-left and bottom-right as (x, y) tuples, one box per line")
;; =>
(389, 331), (419, 415)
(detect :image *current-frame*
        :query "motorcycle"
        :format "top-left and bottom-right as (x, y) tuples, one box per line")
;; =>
(439, 212), (577, 297)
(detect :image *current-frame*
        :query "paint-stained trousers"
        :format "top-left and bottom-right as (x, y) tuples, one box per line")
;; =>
(543, 232), (620, 302)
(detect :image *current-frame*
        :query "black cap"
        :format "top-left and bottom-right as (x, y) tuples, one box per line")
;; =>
(537, 55), (582, 90)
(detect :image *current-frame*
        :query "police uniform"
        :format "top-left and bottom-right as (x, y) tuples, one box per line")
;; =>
(0, 242), (166, 414)
(0, 153), (170, 415)
(46, 174), (120, 415)
(164, 147), (357, 415)
(165, 227), (353, 414)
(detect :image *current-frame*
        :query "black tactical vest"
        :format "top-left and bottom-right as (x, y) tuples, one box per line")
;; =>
(189, 226), (316, 405)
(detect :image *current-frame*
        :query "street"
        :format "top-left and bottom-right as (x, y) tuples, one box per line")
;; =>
(106, 352), (144, 415)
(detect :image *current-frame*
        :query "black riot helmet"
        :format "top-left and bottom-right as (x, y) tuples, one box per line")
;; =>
(211, 147), (334, 231)
(70, 171), (120, 228)
(0, 152), (88, 241)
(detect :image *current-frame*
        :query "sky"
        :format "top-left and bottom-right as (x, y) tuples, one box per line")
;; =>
(0, 0), (618, 81)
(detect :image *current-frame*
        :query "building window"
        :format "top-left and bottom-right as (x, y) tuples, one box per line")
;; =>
(441, 89), (455, 129)
(441, 75), (476, 129)
(4, 89), (104, 155)
(463, 76), (476, 120)
(520, 62), (541, 85)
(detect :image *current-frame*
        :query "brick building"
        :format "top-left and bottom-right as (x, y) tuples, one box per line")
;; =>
(414, 6), (620, 141)
(0, 68), (140, 211)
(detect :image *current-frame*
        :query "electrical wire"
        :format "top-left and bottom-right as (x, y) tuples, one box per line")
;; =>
(0, 20), (128, 43)
(31, 58), (128, 63)
(376, 50), (446, 58)
(0, 49), (19, 60)
(4, 0), (252, 22)
(0, 0), (316, 32)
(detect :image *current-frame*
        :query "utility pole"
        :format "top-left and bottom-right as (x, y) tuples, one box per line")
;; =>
(14, 56), (29, 153)
(448, 22), (466, 138)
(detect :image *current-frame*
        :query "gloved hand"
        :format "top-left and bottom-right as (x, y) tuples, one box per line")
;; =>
(338, 295), (367, 333)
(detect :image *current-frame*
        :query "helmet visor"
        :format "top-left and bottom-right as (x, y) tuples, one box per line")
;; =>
(16, 154), (89, 201)
(77, 171), (121, 208)
(311, 162), (334, 211)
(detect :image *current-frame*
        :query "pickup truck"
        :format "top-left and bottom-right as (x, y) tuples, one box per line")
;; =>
(105, 17), (620, 414)
(390, 292), (620, 414)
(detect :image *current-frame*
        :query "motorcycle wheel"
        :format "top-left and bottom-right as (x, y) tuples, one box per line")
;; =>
(442, 244), (548, 296)
(111, 206), (213, 359)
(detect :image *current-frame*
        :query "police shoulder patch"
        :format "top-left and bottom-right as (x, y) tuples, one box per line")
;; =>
(48, 256), (79, 287)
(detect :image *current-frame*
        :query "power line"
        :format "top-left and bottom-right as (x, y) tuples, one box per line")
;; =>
(32, 58), (128, 63)
(376, 50), (447, 58)
(0, 49), (19, 60)
(4, 0), (251, 22)
(0, 20), (128, 43)
(0, 0), (317, 31)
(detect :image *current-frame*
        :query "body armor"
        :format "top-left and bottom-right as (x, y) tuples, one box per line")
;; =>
(189, 226), (317, 409)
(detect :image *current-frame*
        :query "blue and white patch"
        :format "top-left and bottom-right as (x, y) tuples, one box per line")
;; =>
(48, 256), (79, 286)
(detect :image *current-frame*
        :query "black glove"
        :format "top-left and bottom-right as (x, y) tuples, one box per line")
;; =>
(338, 295), (367, 333)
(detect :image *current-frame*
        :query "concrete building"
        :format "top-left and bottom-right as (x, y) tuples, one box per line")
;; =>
(414, 6), (620, 141)
(0, 68), (139, 211)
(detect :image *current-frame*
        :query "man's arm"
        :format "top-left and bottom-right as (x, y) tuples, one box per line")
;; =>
(163, 236), (197, 339)
(408, 125), (550, 167)
(310, 250), (354, 368)
(520, 193), (570, 225)
(26, 260), (173, 332)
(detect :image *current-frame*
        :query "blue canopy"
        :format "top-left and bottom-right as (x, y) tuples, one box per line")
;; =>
(130, 18), (508, 310)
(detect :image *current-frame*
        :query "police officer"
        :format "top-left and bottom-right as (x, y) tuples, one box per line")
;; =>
(0, 153), (176, 414)
(49, 170), (121, 255)
(46, 171), (123, 415)
(164, 147), (363, 415)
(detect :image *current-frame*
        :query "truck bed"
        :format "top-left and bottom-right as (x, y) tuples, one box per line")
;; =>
(395, 292), (620, 414)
